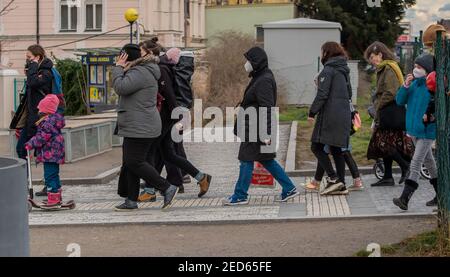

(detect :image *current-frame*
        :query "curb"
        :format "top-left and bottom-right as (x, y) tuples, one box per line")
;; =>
(282, 120), (403, 178)
(29, 212), (436, 228)
(285, 121), (297, 171)
(32, 166), (121, 186)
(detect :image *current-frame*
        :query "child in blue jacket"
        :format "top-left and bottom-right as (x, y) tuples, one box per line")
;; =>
(393, 54), (438, 210)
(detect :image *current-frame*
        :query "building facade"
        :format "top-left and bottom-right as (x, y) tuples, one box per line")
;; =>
(205, 0), (297, 42)
(0, 0), (206, 70)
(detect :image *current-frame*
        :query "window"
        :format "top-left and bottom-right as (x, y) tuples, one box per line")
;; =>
(185, 0), (190, 19)
(60, 0), (78, 32)
(85, 1), (103, 31)
(256, 26), (264, 43)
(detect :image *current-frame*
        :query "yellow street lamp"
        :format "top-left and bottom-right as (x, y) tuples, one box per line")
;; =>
(124, 8), (139, 44)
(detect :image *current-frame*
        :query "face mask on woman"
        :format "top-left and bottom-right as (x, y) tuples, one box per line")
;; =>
(244, 60), (253, 73)
(413, 68), (427, 78)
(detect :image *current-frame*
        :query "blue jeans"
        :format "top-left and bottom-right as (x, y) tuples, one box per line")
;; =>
(232, 160), (296, 200)
(44, 163), (61, 193)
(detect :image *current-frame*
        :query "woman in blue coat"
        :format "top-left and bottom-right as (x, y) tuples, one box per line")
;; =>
(393, 54), (438, 210)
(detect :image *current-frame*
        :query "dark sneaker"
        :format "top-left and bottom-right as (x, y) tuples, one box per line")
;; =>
(162, 185), (179, 210)
(223, 196), (249, 206)
(393, 197), (408, 211)
(115, 199), (138, 212)
(276, 189), (299, 202)
(426, 197), (438, 207)
(371, 178), (395, 187)
(35, 186), (48, 197)
(197, 174), (212, 198)
(328, 186), (349, 195)
(178, 185), (185, 194)
(183, 175), (191, 184)
(320, 178), (344, 195)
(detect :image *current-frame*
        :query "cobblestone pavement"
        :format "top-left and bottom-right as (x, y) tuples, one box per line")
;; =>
(28, 125), (436, 226)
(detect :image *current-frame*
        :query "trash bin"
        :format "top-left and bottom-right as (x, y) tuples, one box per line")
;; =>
(0, 157), (29, 257)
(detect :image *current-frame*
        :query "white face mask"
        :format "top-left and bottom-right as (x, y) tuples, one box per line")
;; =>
(244, 61), (253, 73)
(413, 68), (427, 78)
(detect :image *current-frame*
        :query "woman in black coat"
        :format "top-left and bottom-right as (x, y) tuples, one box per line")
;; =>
(308, 42), (352, 196)
(224, 46), (298, 206)
(10, 45), (53, 160)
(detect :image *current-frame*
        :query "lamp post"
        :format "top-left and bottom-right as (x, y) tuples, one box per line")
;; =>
(124, 8), (139, 44)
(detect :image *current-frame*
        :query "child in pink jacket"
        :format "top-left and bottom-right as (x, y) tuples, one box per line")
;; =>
(25, 94), (65, 209)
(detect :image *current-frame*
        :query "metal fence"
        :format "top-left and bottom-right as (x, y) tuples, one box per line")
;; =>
(435, 31), (450, 238)
(13, 78), (26, 111)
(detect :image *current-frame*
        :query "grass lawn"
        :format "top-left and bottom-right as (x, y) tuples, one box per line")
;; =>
(279, 70), (376, 170)
(355, 230), (450, 257)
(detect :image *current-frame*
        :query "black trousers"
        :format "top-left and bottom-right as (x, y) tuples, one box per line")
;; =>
(311, 142), (346, 184)
(313, 150), (361, 181)
(175, 140), (188, 177)
(383, 150), (410, 179)
(145, 124), (200, 190)
(160, 133), (200, 178)
(342, 151), (360, 179)
(118, 137), (171, 201)
(151, 142), (184, 187)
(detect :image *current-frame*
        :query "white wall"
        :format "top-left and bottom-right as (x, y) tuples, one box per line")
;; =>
(264, 28), (357, 105)
(0, 69), (21, 130)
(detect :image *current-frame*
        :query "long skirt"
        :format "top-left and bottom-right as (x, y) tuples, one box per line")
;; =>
(367, 128), (414, 160)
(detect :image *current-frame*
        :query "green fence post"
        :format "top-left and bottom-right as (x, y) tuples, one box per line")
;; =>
(446, 38), (450, 212)
(419, 30), (424, 54)
(435, 31), (450, 239)
(13, 79), (17, 111)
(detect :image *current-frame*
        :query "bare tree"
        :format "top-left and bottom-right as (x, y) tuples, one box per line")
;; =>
(1, 1), (17, 67)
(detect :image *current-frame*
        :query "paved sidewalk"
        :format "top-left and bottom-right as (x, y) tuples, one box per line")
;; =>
(28, 125), (436, 226)
(0, 134), (10, 157)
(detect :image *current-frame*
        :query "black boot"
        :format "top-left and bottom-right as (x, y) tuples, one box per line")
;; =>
(35, 186), (47, 197)
(426, 178), (438, 207)
(393, 179), (418, 211)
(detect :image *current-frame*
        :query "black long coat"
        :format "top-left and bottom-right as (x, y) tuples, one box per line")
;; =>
(10, 58), (53, 138)
(309, 56), (352, 148)
(236, 47), (277, 162)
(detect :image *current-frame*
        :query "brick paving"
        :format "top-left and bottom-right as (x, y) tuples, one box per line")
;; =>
(28, 125), (436, 226)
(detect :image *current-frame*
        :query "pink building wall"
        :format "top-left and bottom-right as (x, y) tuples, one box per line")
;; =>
(0, 0), (206, 70)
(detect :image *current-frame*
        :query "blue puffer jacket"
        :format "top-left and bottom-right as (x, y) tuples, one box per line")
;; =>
(396, 77), (436, 140)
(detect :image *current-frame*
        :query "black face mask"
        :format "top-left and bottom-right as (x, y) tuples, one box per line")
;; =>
(25, 59), (32, 68)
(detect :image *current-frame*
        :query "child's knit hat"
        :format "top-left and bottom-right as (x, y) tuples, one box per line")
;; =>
(38, 94), (60, 114)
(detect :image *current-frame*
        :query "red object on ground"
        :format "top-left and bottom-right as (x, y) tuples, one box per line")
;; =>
(251, 162), (274, 187)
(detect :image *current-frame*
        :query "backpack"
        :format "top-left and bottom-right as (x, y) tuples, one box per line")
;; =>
(172, 51), (195, 109)
(50, 67), (66, 114)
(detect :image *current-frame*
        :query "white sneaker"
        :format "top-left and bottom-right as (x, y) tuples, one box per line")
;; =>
(320, 178), (344, 195)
